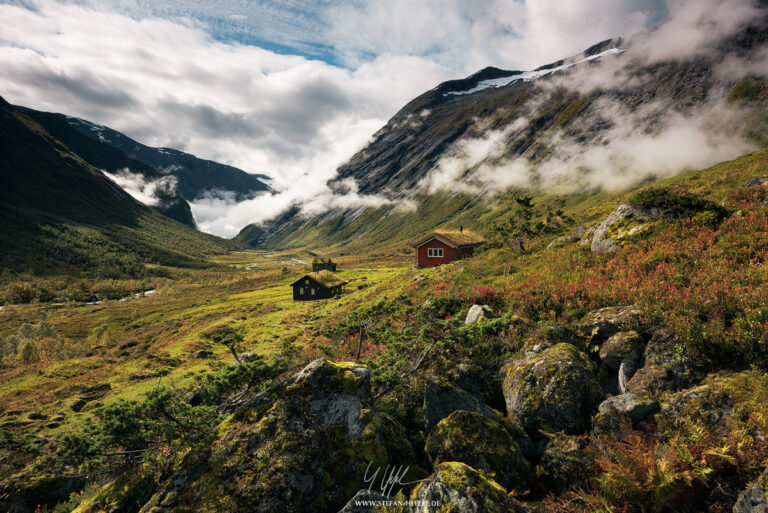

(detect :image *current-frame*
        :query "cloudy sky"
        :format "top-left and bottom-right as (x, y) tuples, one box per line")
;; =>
(0, 0), (668, 236)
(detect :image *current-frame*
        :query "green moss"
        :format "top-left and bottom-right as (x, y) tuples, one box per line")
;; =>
(425, 410), (529, 491)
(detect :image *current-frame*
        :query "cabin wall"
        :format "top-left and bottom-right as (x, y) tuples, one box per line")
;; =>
(292, 280), (341, 301)
(416, 239), (455, 268)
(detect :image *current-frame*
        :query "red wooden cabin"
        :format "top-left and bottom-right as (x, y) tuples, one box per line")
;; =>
(411, 229), (485, 268)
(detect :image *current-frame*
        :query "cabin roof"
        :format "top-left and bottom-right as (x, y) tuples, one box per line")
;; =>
(291, 270), (348, 288)
(411, 229), (485, 248)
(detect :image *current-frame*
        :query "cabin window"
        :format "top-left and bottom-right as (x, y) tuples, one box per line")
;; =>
(305, 279), (309, 284)
(427, 247), (444, 258)
(299, 287), (304, 294)
(311, 288), (315, 295)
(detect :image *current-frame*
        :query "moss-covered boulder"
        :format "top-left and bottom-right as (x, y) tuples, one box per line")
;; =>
(423, 377), (501, 432)
(0, 473), (86, 513)
(534, 433), (596, 495)
(591, 204), (655, 253)
(624, 363), (680, 397)
(520, 324), (579, 355)
(599, 331), (644, 371)
(579, 306), (645, 342)
(140, 359), (420, 513)
(502, 344), (603, 435)
(733, 467), (768, 513)
(444, 362), (504, 409)
(410, 462), (529, 513)
(425, 410), (530, 492)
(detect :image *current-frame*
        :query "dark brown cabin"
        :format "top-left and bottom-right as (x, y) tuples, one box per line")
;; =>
(312, 257), (337, 272)
(291, 270), (347, 301)
(411, 229), (485, 268)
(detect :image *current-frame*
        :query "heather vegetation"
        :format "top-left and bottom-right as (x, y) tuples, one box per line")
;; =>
(1, 150), (768, 512)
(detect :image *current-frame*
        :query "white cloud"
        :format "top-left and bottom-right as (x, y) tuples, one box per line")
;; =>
(103, 169), (178, 207)
(1, 0), (720, 238)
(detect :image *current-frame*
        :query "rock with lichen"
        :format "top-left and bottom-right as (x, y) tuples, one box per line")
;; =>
(599, 331), (644, 371)
(579, 306), (645, 342)
(534, 433), (596, 495)
(137, 359), (420, 513)
(591, 204), (655, 253)
(423, 377), (501, 432)
(502, 343), (603, 435)
(410, 462), (530, 513)
(425, 410), (530, 491)
(733, 467), (768, 513)
(520, 324), (580, 355)
(465, 304), (492, 324)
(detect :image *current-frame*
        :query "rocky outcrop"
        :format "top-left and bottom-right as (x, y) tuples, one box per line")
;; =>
(410, 462), (529, 513)
(733, 467), (768, 513)
(425, 410), (530, 491)
(502, 343), (602, 435)
(423, 377), (501, 432)
(139, 359), (419, 513)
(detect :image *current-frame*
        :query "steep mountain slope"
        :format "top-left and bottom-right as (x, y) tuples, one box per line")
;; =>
(20, 107), (273, 203)
(241, 15), (768, 250)
(14, 108), (196, 227)
(0, 97), (240, 275)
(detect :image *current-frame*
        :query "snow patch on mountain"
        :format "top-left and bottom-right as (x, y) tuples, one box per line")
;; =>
(446, 48), (623, 96)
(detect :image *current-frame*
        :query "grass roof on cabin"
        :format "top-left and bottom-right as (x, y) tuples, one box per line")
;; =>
(306, 270), (347, 288)
(431, 229), (485, 246)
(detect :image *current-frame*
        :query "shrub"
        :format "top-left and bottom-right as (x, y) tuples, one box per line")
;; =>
(16, 339), (40, 364)
(4, 281), (34, 304)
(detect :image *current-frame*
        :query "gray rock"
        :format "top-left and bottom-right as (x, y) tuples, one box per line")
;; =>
(465, 304), (492, 324)
(580, 305), (644, 342)
(521, 324), (579, 355)
(502, 343), (603, 435)
(599, 331), (644, 370)
(591, 204), (653, 253)
(337, 490), (389, 513)
(733, 467), (768, 513)
(598, 393), (659, 425)
(423, 378), (500, 432)
(744, 177), (768, 187)
(535, 433), (595, 495)
(624, 363), (681, 397)
(411, 462), (529, 513)
(425, 410), (531, 491)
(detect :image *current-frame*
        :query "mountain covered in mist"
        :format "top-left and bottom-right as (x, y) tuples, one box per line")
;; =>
(0, 97), (240, 275)
(238, 9), (768, 250)
(20, 107), (273, 224)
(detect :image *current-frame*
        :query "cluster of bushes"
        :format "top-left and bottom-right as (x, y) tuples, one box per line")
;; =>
(0, 320), (88, 367)
(1, 277), (159, 305)
(39, 346), (292, 479)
